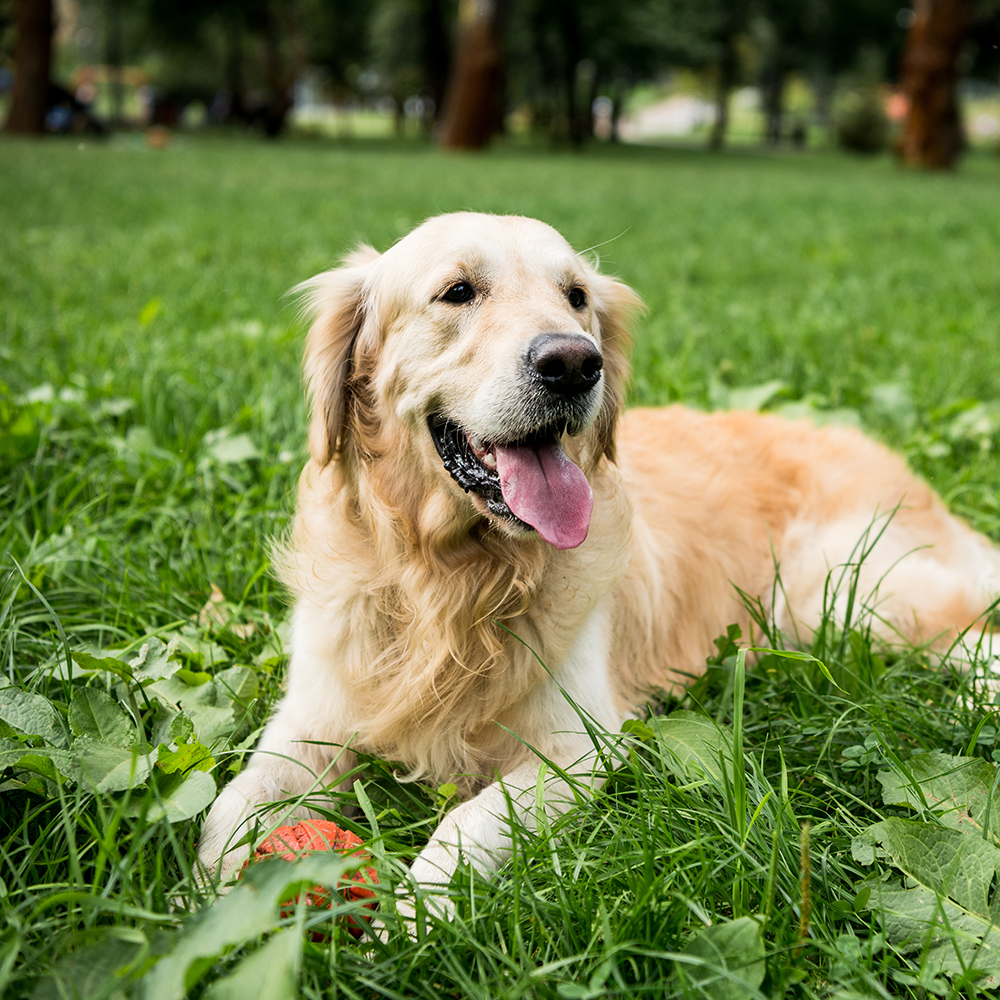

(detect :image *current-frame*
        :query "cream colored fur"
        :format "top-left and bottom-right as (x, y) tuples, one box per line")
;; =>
(198, 212), (1000, 917)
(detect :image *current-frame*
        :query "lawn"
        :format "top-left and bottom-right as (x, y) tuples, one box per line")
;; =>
(3, 133), (1000, 998)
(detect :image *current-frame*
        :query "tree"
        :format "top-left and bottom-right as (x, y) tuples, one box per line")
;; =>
(308, 0), (376, 101)
(505, 0), (659, 145)
(146, 0), (309, 136)
(966, 1), (1000, 87)
(706, 3), (749, 150)
(4, 0), (52, 134)
(639, 0), (753, 150)
(897, 0), (969, 168)
(369, 0), (451, 134)
(438, 0), (505, 149)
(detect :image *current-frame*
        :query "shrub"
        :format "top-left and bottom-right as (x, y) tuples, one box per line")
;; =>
(835, 89), (890, 154)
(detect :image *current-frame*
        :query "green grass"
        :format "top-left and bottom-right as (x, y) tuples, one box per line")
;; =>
(4, 134), (1000, 998)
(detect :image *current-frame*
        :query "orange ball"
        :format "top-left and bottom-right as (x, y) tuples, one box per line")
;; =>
(247, 819), (378, 937)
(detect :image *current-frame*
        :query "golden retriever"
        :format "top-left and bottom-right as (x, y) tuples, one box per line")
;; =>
(198, 212), (1000, 914)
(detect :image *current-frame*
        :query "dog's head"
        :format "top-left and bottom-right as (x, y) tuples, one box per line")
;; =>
(299, 213), (641, 550)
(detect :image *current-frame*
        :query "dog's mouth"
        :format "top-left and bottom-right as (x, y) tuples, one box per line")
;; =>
(428, 415), (593, 550)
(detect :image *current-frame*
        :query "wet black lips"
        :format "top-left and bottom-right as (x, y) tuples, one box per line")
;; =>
(427, 415), (522, 524)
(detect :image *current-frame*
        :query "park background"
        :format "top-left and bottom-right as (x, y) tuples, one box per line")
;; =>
(2, 0), (1000, 160)
(5, 2), (1000, 999)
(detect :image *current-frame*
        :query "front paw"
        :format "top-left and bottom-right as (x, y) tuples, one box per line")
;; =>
(381, 885), (454, 942)
(196, 828), (251, 892)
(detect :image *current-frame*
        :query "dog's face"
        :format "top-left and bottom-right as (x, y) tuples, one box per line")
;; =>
(301, 213), (639, 550)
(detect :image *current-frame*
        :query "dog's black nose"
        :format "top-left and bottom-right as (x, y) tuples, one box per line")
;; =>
(527, 334), (604, 397)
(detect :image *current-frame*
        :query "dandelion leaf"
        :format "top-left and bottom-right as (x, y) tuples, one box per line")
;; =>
(877, 751), (1000, 844)
(202, 929), (297, 1000)
(143, 854), (351, 1000)
(677, 916), (765, 999)
(647, 710), (731, 784)
(73, 737), (155, 791)
(0, 686), (66, 747)
(69, 687), (136, 748)
(145, 768), (216, 823)
(856, 817), (1000, 986)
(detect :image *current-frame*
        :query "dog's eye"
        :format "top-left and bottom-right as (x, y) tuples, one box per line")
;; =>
(568, 287), (587, 309)
(441, 282), (475, 304)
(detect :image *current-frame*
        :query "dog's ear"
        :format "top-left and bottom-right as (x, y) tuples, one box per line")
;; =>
(298, 246), (380, 465)
(590, 272), (644, 464)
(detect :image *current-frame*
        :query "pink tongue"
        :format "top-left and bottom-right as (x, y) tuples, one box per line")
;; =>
(493, 440), (593, 549)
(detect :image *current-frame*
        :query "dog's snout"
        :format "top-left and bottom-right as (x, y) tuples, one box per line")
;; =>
(527, 334), (604, 397)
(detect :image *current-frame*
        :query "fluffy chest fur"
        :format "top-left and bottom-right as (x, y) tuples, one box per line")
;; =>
(276, 453), (632, 784)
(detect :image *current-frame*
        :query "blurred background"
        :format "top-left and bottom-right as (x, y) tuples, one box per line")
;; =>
(2, 0), (999, 168)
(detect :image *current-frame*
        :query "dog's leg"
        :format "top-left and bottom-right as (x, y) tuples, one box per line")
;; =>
(775, 509), (1000, 651)
(398, 606), (625, 925)
(406, 745), (603, 898)
(197, 705), (355, 888)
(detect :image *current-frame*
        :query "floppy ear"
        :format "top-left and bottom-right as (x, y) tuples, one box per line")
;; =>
(590, 272), (644, 464)
(298, 246), (380, 465)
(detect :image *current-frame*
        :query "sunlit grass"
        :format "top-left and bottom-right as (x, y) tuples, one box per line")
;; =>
(3, 134), (1000, 997)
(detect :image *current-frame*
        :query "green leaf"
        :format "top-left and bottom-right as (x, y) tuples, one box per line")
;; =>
(878, 751), (1000, 844)
(146, 769), (216, 823)
(71, 650), (134, 682)
(204, 431), (260, 464)
(213, 665), (258, 711)
(69, 688), (136, 747)
(11, 752), (69, 784)
(187, 704), (236, 745)
(147, 676), (236, 745)
(0, 686), (66, 747)
(130, 638), (179, 683)
(621, 718), (655, 741)
(31, 929), (152, 1000)
(0, 737), (31, 764)
(709, 623), (743, 665)
(0, 740), (73, 778)
(556, 984), (603, 1000)
(97, 750), (157, 793)
(851, 835), (875, 867)
(752, 646), (843, 690)
(73, 736), (132, 784)
(647, 710), (732, 784)
(30, 927), (170, 1000)
(142, 855), (351, 1000)
(855, 817), (1000, 985)
(156, 739), (214, 774)
(73, 737), (156, 791)
(202, 928), (298, 1000)
(174, 669), (212, 687)
(169, 713), (194, 743)
(677, 916), (766, 999)
(709, 378), (786, 413)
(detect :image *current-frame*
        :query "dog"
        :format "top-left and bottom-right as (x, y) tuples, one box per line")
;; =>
(198, 211), (1000, 915)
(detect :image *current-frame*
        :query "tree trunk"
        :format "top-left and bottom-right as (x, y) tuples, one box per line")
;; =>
(223, 15), (248, 124)
(4, 0), (53, 135)
(555, 2), (585, 145)
(438, 0), (504, 150)
(260, 2), (306, 138)
(105, 0), (124, 128)
(761, 57), (786, 146)
(708, 37), (737, 152)
(897, 0), (968, 169)
(420, 0), (450, 124)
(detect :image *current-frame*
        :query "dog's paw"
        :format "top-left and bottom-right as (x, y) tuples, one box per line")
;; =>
(194, 843), (249, 895)
(381, 890), (453, 942)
